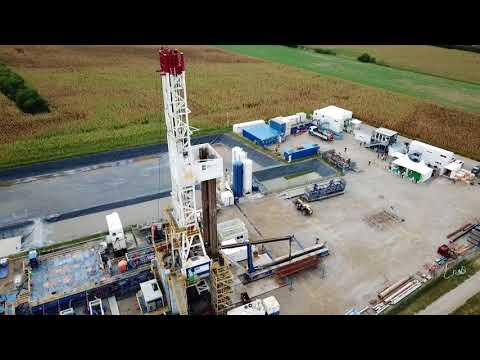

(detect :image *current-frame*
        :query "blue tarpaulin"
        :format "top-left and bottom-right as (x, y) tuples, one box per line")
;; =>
(242, 124), (280, 146)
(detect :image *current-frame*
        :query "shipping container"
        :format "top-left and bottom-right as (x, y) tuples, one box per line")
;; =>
(283, 144), (320, 162)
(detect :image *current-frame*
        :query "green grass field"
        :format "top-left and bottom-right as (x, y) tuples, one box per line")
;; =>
(218, 45), (480, 114)
(305, 45), (480, 85)
(451, 291), (480, 315)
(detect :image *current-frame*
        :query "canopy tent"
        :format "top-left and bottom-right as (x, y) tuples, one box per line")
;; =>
(391, 155), (433, 183)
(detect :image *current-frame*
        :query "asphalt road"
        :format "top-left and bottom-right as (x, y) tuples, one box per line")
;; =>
(0, 154), (172, 227)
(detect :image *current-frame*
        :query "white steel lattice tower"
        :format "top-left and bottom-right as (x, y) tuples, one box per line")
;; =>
(159, 48), (223, 280)
(160, 49), (196, 229)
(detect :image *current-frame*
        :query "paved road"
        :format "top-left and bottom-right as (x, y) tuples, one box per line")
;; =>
(0, 154), (172, 227)
(417, 271), (480, 315)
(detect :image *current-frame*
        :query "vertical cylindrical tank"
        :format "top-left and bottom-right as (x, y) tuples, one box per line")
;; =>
(233, 160), (244, 198)
(242, 158), (253, 195)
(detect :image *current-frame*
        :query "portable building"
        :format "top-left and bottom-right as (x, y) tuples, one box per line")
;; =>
(233, 120), (265, 134)
(391, 154), (433, 183)
(408, 140), (454, 174)
(269, 117), (287, 135)
(313, 106), (352, 134)
(370, 127), (398, 146)
(242, 124), (280, 146)
(283, 143), (319, 162)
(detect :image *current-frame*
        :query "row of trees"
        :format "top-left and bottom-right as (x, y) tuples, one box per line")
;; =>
(0, 64), (49, 114)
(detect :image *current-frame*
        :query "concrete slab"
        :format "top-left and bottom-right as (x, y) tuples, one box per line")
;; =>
(0, 236), (21, 258)
(220, 132), (480, 314)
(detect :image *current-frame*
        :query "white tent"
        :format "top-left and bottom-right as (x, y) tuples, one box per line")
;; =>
(392, 154), (433, 183)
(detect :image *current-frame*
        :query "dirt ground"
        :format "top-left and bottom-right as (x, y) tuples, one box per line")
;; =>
(218, 131), (480, 314)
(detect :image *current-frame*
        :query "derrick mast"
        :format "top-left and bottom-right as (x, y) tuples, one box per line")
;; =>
(159, 48), (223, 282)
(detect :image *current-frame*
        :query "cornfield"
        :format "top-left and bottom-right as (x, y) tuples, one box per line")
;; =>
(0, 45), (479, 169)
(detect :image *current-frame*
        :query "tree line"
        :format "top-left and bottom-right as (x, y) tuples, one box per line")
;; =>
(0, 64), (49, 114)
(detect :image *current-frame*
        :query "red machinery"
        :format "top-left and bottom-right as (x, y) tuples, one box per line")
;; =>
(159, 48), (185, 75)
(437, 244), (457, 259)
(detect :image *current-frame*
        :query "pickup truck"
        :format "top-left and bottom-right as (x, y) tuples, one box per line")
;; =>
(308, 126), (333, 142)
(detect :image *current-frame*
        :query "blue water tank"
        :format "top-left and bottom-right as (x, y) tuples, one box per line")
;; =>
(233, 160), (244, 198)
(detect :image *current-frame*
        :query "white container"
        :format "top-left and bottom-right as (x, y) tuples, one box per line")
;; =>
(217, 218), (248, 243)
(262, 296), (280, 315)
(220, 190), (234, 207)
(220, 239), (255, 263)
(408, 140), (455, 174)
(233, 120), (265, 134)
(242, 158), (253, 195)
(296, 112), (307, 123)
(313, 106), (352, 134)
(227, 299), (266, 315)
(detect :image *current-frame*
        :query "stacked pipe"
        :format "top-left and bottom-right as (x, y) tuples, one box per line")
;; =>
(448, 223), (477, 243)
(468, 225), (480, 246)
(372, 275), (423, 314)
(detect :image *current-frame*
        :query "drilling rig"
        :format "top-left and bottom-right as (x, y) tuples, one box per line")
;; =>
(158, 48), (223, 287)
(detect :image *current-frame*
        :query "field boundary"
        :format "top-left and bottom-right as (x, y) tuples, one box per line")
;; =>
(0, 132), (281, 181)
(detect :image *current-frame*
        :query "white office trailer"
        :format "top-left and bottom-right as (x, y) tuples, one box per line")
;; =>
(408, 140), (455, 174)
(313, 106), (353, 134)
(242, 158), (253, 195)
(232, 120), (265, 134)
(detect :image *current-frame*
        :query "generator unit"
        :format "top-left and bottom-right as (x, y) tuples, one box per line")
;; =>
(302, 178), (346, 202)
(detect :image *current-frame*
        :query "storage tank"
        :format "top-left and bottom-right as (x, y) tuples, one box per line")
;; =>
(232, 147), (247, 164)
(242, 158), (253, 195)
(232, 160), (244, 198)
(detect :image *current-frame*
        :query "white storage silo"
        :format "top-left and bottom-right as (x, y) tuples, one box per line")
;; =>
(242, 158), (253, 195)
